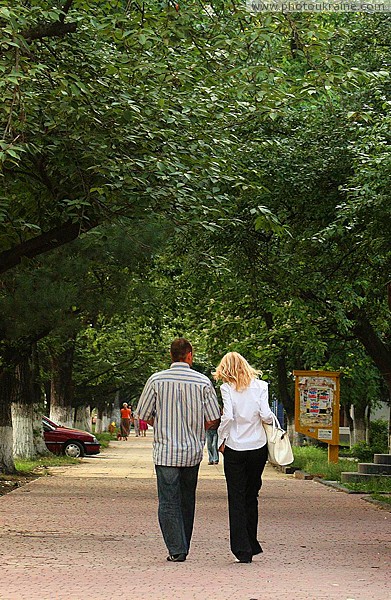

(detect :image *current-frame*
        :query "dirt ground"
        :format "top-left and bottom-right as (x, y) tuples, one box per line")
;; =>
(0, 474), (38, 497)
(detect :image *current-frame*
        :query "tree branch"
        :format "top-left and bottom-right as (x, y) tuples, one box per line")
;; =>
(21, 21), (77, 43)
(0, 219), (97, 275)
(350, 310), (391, 394)
(60, 0), (74, 23)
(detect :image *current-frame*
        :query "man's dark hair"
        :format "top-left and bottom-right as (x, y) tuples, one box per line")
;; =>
(170, 338), (193, 362)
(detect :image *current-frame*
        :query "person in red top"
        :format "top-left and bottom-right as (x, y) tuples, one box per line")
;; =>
(120, 402), (132, 441)
(139, 418), (148, 436)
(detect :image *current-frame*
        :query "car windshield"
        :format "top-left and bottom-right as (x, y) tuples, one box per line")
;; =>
(42, 417), (56, 431)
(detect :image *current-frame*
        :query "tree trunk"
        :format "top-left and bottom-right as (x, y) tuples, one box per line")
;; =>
(350, 403), (367, 445)
(12, 355), (36, 460)
(12, 402), (35, 459)
(352, 313), (391, 397)
(366, 405), (371, 444)
(50, 341), (75, 427)
(276, 354), (294, 420)
(31, 345), (49, 455)
(263, 312), (295, 440)
(74, 405), (91, 432)
(0, 370), (16, 474)
(43, 380), (51, 415)
(344, 404), (354, 449)
(102, 405), (110, 432)
(388, 407), (391, 453)
(33, 403), (50, 455)
(95, 406), (103, 434)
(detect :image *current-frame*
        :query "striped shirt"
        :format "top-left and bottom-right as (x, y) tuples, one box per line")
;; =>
(136, 362), (221, 467)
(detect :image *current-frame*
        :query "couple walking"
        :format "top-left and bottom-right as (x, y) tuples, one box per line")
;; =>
(136, 338), (275, 564)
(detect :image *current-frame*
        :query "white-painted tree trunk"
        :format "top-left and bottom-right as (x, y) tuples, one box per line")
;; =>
(12, 402), (36, 459)
(286, 413), (295, 443)
(102, 411), (110, 432)
(0, 369), (16, 473)
(50, 342), (75, 429)
(33, 405), (50, 456)
(95, 417), (103, 434)
(49, 405), (74, 428)
(350, 404), (367, 444)
(74, 406), (91, 432)
(288, 414), (304, 446)
(0, 425), (15, 473)
(108, 400), (118, 427)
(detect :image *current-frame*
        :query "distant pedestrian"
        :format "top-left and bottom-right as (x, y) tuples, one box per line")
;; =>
(133, 412), (140, 436)
(120, 402), (132, 441)
(139, 419), (148, 436)
(206, 427), (219, 465)
(214, 352), (274, 564)
(136, 338), (221, 563)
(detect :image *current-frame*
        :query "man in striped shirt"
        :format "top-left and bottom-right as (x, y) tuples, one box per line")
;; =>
(136, 338), (221, 563)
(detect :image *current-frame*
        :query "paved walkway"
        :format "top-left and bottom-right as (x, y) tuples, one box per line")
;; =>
(0, 433), (389, 600)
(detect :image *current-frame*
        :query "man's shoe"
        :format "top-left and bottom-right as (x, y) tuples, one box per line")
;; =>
(167, 554), (186, 562)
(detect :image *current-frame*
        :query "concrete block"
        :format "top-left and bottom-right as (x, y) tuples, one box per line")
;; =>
(374, 454), (391, 465)
(341, 472), (391, 484)
(358, 462), (391, 475)
(294, 470), (313, 480)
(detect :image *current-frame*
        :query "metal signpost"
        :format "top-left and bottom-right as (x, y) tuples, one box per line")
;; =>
(294, 370), (341, 463)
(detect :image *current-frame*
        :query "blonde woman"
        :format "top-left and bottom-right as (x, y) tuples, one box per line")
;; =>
(214, 352), (274, 564)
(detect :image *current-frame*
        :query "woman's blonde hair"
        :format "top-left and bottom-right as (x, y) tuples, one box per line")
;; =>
(213, 352), (260, 392)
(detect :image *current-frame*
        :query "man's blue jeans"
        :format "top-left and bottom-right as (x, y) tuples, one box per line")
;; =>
(155, 464), (200, 556)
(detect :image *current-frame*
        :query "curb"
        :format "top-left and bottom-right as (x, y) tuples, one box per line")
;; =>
(362, 496), (391, 512)
(313, 478), (363, 493)
(272, 464), (391, 510)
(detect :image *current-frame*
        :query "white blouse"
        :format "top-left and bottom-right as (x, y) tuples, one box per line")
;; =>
(217, 378), (274, 451)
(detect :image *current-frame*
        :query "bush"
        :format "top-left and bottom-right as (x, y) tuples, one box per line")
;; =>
(350, 441), (374, 462)
(369, 419), (389, 452)
(350, 420), (388, 461)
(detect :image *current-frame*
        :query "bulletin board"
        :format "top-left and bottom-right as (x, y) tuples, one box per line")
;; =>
(294, 370), (340, 446)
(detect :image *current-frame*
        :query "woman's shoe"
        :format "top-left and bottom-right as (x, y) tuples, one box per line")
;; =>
(235, 557), (252, 563)
(234, 553), (252, 563)
(167, 554), (186, 562)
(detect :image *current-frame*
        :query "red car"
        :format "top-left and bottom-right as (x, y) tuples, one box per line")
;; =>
(42, 416), (100, 458)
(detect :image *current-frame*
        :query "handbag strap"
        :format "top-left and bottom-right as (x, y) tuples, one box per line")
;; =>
(265, 412), (287, 437)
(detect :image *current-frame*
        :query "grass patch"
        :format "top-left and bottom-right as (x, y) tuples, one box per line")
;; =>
(370, 493), (391, 505)
(14, 455), (79, 475)
(292, 446), (358, 481)
(344, 478), (391, 494)
(95, 432), (115, 449)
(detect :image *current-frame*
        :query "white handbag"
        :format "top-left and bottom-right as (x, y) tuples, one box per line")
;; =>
(263, 414), (294, 466)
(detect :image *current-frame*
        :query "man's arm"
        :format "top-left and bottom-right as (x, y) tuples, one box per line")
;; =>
(205, 418), (220, 430)
(203, 382), (221, 430)
(136, 377), (156, 423)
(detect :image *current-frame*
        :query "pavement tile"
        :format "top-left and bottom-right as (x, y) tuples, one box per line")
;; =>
(0, 433), (389, 600)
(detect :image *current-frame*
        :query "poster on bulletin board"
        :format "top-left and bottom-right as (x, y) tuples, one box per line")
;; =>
(294, 370), (340, 446)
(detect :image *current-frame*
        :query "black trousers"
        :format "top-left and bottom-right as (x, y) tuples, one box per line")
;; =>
(223, 444), (268, 560)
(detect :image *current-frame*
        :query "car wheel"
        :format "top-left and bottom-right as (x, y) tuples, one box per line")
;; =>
(64, 441), (85, 458)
